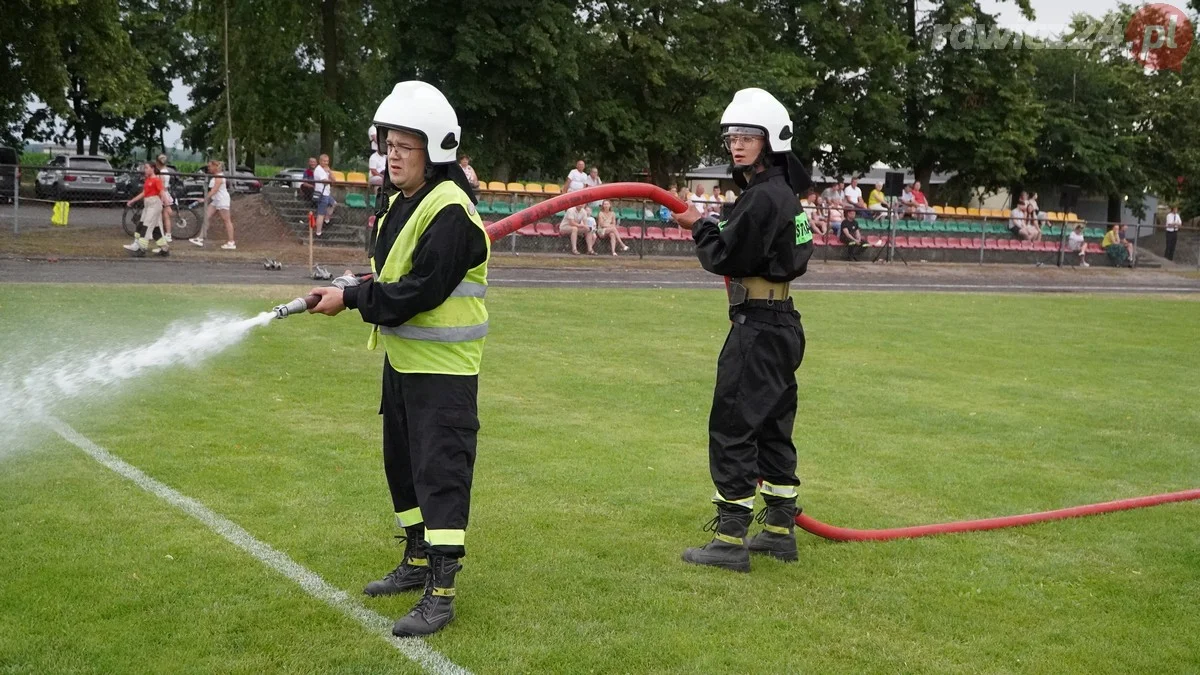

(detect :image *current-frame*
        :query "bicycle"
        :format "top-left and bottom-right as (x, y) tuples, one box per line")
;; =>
(123, 192), (202, 240)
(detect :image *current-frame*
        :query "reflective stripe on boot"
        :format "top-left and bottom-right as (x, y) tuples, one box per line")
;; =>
(392, 555), (460, 637)
(746, 497), (799, 562)
(682, 504), (752, 573)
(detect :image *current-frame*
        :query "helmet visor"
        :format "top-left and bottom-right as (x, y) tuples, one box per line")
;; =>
(722, 126), (765, 153)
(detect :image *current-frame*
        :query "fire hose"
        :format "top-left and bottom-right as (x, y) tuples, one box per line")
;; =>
(274, 183), (1199, 540)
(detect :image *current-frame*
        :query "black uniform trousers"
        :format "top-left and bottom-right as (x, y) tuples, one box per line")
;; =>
(708, 299), (806, 503)
(381, 356), (479, 557)
(1165, 230), (1178, 261)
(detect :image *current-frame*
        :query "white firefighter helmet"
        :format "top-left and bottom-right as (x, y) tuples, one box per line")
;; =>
(719, 88), (793, 154)
(373, 81), (461, 164)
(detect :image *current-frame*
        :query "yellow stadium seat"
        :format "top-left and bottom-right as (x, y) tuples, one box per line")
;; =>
(967, 207), (981, 217)
(330, 170), (346, 183)
(506, 182), (526, 192)
(487, 181), (506, 191)
(954, 206), (968, 216)
(1067, 212), (1080, 222)
(525, 183), (543, 193)
(345, 172), (368, 184)
(543, 183), (561, 194)
(932, 205), (945, 215)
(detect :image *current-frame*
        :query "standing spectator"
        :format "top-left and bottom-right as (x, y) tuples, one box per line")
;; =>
(586, 166), (603, 207)
(564, 160), (588, 193)
(1066, 224), (1089, 267)
(1102, 224), (1132, 267)
(839, 212), (870, 260)
(559, 203), (597, 255)
(911, 181), (936, 222)
(155, 154), (175, 245)
(369, 126), (378, 154)
(123, 163), (166, 255)
(1165, 206), (1182, 261)
(867, 181), (888, 220)
(312, 153), (337, 237)
(190, 159), (236, 249)
(843, 177), (867, 219)
(300, 157), (318, 203)
(596, 200), (629, 255)
(459, 155), (479, 192)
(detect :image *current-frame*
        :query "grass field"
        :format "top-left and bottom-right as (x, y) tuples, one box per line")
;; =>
(1, 284), (1198, 674)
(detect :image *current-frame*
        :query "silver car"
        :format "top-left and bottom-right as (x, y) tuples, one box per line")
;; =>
(35, 155), (118, 201)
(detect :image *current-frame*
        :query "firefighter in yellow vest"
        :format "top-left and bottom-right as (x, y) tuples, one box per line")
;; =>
(308, 81), (489, 637)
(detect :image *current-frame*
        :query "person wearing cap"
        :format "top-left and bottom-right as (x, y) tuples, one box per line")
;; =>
(675, 88), (814, 573)
(307, 81), (489, 637)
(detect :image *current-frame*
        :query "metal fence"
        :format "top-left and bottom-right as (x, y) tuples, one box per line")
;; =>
(3, 162), (1199, 268)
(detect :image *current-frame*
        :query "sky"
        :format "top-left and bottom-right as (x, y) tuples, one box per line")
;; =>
(160, 0), (1132, 148)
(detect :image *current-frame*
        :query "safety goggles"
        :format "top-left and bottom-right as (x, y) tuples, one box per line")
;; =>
(722, 126), (765, 151)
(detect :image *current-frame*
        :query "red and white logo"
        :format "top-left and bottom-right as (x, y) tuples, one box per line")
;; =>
(1126, 3), (1194, 71)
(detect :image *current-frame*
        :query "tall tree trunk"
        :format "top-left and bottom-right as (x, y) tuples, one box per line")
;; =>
(319, 0), (339, 157)
(87, 114), (102, 155)
(72, 81), (85, 155)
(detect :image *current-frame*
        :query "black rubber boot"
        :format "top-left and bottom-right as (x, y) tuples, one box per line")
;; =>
(746, 497), (799, 562)
(392, 554), (460, 637)
(681, 504), (752, 573)
(364, 526), (430, 597)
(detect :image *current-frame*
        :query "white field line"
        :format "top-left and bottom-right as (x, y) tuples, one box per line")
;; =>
(47, 417), (470, 675)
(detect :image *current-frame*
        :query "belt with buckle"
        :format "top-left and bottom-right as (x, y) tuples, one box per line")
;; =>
(728, 277), (790, 305)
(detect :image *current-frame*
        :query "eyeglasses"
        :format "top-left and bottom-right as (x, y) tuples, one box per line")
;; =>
(385, 142), (426, 158)
(723, 134), (763, 151)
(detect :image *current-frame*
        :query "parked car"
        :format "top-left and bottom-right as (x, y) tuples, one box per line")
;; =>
(0, 146), (17, 203)
(227, 165), (262, 194)
(34, 155), (118, 201)
(274, 167), (308, 190)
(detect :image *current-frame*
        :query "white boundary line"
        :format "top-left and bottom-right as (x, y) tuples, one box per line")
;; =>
(47, 417), (470, 675)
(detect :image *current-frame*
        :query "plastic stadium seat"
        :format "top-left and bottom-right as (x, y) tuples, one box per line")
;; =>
(617, 225), (630, 238)
(343, 172), (367, 184)
(645, 226), (665, 240)
(967, 207), (981, 217)
(1037, 240), (1058, 252)
(1067, 212), (1080, 222)
(969, 238), (983, 249)
(625, 226), (643, 239)
(486, 181), (506, 191)
(506, 182), (526, 193)
(619, 207), (640, 222)
(535, 222), (557, 237)
(492, 201), (513, 216)
(933, 237), (950, 249)
(327, 170), (345, 183)
(542, 184), (561, 194)
(525, 183), (543, 193)
(664, 228), (685, 241)
(517, 225), (538, 236)
(344, 193), (369, 209)
(932, 205), (945, 215)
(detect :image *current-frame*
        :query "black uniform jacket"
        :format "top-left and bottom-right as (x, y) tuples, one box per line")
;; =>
(691, 166), (814, 283)
(343, 177), (488, 327)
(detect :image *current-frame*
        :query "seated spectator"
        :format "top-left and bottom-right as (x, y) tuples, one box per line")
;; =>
(826, 197), (844, 237)
(839, 213), (870, 260)
(900, 184), (916, 217)
(1028, 192), (1048, 227)
(868, 181), (888, 220)
(802, 189), (827, 236)
(911, 181), (937, 222)
(587, 167), (603, 208)
(596, 200), (629, 255)
(1119, 224), (1136, 259)
(844, 177), (868, 219)
(691, 185), (713, 214)
(1102, 224), (1132, 267)
(300, 156), (317, 203)
(560, 204), (597, 255)
(369, 149), (386, 195)
(1009, 206), (1040, 241)
(1066, 224), (1089, 267)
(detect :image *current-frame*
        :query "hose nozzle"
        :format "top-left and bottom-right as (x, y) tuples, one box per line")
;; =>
(272, 295), (318, 320)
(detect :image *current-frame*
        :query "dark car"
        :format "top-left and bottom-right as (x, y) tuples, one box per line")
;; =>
(0, 146), (17, 203)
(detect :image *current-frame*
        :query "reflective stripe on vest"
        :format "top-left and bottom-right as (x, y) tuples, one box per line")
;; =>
(449, 281), (487, 299)
(379, 321), (489, 342)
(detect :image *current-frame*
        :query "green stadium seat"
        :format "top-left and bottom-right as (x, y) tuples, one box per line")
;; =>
(619, 207), (640, 222)
(476, 200), (493, 216)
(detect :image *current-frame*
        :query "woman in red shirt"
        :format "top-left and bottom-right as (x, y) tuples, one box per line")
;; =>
(124, 163), (168, 255)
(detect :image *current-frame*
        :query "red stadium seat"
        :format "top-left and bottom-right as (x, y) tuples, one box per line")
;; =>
(920, 237), (936, 248)
(664, 228), (685, 241)
(1018, 240), (1035, 251)
(517, 225), (538, 236)
(625, 227), (643, 239)
(645, 226), (665, 240)
(969, 238), (983, 249)
(933, 237), (950, 249)
(617, 225), (630, 238)
(535, 223), (557, 237)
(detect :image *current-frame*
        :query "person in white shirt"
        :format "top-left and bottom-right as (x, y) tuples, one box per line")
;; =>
(586, 166), (602, 208)
(564, 160), (588, 193)
(312, 153), (336, 237)
(368, 148), (387, 193)
(843, 177), (866, 219)
(1165, 206), (1182, 261)
(559, 204), (597, 255)
(459, 155), (479, 192)
(190, 159), (236, 249)
(692, 185), (717, 216)
(1066, 224), (1089, 267)
(155, 154), (175, 245)
(369, 126), (378, 154)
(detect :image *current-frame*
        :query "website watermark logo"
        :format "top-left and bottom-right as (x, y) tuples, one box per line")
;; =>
(930, 3), (1194, 72)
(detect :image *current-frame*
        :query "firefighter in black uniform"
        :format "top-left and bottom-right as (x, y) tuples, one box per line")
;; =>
(308, 81), (490, 635)
(675, 88), (814, 572)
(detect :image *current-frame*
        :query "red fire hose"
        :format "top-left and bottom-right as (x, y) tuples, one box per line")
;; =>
(494, 184), (1200, 543)
(484, 183), (689, 241)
